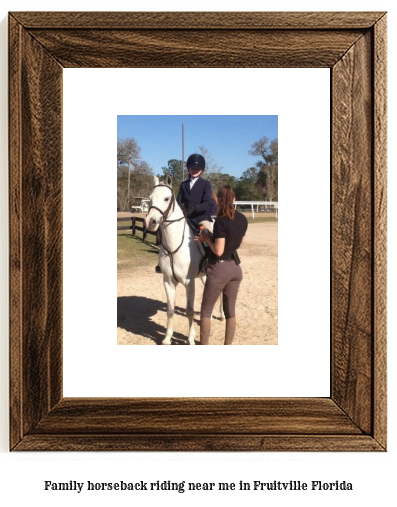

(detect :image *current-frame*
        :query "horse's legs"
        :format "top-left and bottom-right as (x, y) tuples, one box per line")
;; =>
(162, 277), (177, 345)
(185, 279), (196, 345)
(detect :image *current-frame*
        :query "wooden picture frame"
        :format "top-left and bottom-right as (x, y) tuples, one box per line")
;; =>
(9, 11), (387, 451)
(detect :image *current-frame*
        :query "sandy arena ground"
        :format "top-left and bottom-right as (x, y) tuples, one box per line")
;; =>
(117, 221), (278, 345)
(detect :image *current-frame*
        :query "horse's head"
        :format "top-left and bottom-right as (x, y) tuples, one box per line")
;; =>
(144, 175), (175, 231)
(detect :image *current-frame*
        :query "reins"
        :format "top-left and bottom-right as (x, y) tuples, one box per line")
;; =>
(147, 184), (189, 283)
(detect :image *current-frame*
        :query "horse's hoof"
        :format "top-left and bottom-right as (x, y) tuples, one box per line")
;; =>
(162, 336), (172, 345)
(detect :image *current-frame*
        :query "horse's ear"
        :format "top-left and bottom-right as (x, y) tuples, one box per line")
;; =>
(165, 174), (172, 187)
(153, 176), (159, 187)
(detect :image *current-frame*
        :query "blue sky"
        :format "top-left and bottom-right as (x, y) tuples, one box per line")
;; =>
(117, 115), (278, 179)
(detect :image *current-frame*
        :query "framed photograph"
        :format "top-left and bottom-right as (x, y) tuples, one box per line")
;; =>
(9, 11), (387, 451)
(115, 114), (280, 347)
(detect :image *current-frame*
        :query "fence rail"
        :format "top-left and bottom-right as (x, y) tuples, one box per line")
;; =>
(117, 216), (158, 243)
(234, 201), (278, 219)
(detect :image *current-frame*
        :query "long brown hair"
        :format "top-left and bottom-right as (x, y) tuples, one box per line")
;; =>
(216, 186), (235, 220)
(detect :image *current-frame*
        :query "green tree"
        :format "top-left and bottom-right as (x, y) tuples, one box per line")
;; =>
(249, 136), (278, 201)
(207, 172), (237, 195)
(235, 167), (262, 201)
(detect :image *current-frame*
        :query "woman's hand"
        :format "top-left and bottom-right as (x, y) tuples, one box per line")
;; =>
(195, 233), (225, 256)
(201, 231), (211, 242)
(194, 232), (210, 243)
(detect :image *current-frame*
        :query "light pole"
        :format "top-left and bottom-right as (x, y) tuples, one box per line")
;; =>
(182, 123), (185, 182)
(127, 157), (131, 211)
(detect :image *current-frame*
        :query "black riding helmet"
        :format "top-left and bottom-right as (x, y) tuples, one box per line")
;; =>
(186, 153), (205, 172)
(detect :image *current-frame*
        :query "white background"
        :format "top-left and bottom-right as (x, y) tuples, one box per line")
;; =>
(63, 68), (330, 397)
(0, 1), (395, 506)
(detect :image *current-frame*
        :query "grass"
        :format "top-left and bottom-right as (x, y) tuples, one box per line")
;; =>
(246, 216), (278, 224)
(117, 233), (158, 272)
(117, 213), (277, 229)
(117, 215), (276, 273)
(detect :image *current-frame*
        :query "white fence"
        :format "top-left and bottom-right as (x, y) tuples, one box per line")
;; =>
(234, 201), (278, 219)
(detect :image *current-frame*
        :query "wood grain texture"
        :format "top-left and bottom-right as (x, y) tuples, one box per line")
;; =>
(11, 11), (385, 29)
(9, 16), (64, 446)
(373, 15), (387, 449)
(8, 11), (387, 452)
(31, 398), (362, 435)
(332, 32), (373, 434)
(9, 15), (23, 450)
(27, 29), (364, 68)
(14, 435), (383, 452)
(21, 28), (64, 433)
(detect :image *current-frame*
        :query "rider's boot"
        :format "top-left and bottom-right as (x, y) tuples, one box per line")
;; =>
(200, 317), (211, 345)
(224, 317), (236, 345)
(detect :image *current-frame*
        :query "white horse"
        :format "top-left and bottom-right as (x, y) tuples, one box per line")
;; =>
(144, 175), (221, 345)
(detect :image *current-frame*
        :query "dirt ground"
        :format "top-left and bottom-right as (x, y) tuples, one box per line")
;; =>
(117, 221), (278, 345)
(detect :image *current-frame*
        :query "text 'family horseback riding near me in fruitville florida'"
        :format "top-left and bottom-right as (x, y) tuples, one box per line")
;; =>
(43, 479), (353, 493)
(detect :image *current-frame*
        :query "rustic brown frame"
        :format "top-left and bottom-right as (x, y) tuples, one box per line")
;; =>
(9, 11), (387, 451)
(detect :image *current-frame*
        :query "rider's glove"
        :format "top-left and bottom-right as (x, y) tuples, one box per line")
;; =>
(186, 207), (196, 217)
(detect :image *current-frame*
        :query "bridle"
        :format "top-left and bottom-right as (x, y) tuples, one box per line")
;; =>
(148, 184), (177, 222)
(147, 184), (187, 283)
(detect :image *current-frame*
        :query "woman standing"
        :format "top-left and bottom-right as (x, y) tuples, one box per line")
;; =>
(195, 186), (248, 345)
